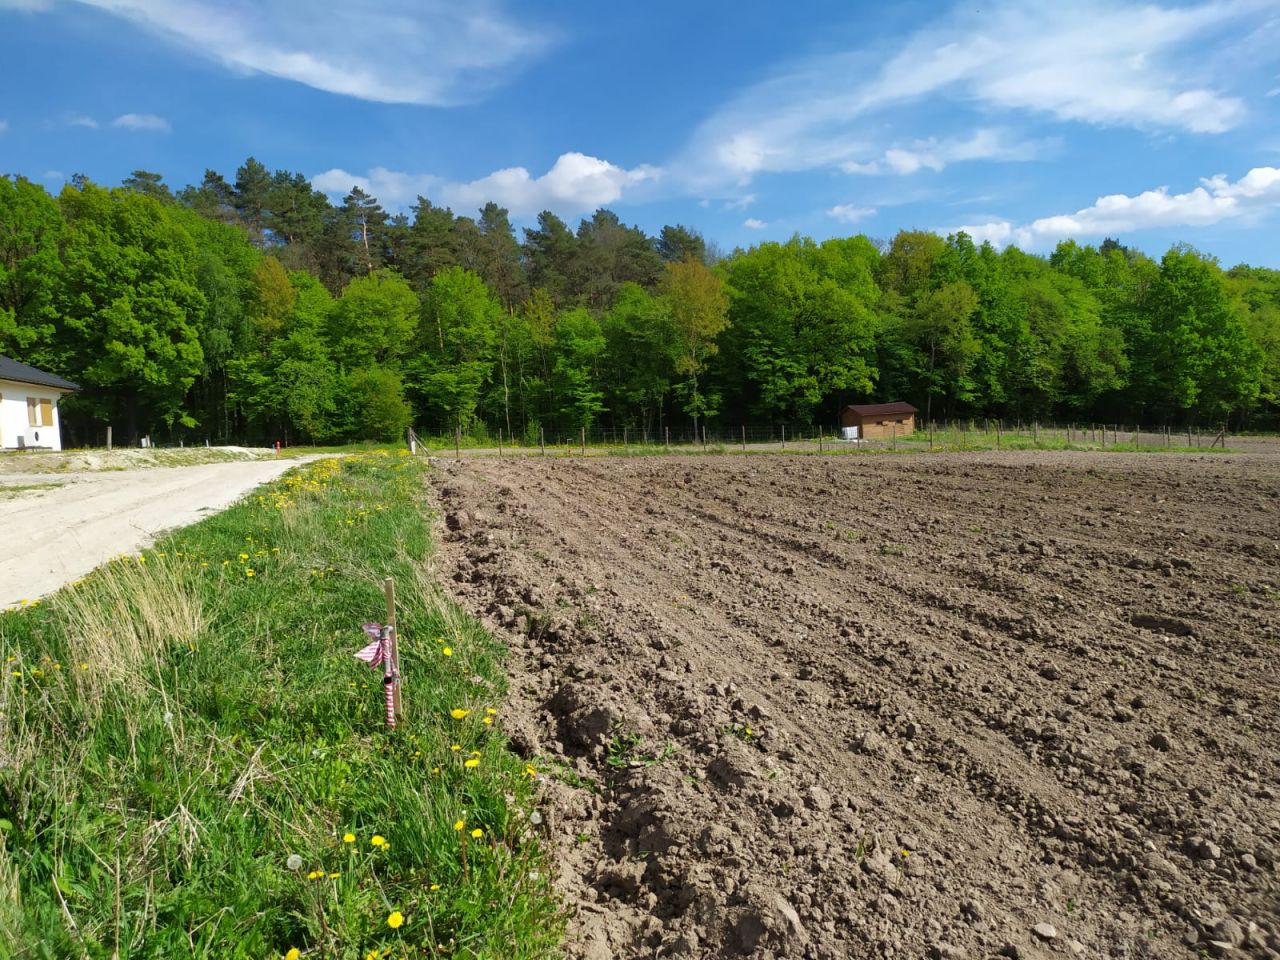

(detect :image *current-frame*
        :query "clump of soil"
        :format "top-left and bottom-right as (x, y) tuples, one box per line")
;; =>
(430, 450), (1280, 959)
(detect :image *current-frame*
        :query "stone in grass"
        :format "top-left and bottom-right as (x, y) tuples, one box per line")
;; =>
(1032, 922), (1058, 941)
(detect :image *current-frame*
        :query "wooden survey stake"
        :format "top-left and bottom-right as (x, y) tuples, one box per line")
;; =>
(384, 577), (403, 721)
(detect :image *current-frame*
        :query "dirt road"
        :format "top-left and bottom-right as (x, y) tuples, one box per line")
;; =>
(431, 450), (1280, 959)
(0, 458), (303, 608)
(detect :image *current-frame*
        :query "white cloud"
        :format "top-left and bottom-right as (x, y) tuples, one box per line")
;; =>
(827, 204), (876, 224)
(67, 0), (550, 105)
(442, 152), (660, 216)
(310, 167), (440, 207)
(43, 170), (65, 181)
(112, 112), (169, 131)
(312, 152), (659, 216)
(68, 115), (99, 128)
(684, 0), (1259, 186)
(955, 165), (1280, 248)
(842, 129), (1050, 176)
(722, 193), (757, 211)
(743, 217), (767, 230)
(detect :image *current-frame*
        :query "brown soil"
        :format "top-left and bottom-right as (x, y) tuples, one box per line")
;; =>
(429, 449), (1280, 960)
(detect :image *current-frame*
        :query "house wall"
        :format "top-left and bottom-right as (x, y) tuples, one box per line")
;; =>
(859, 414), (915, 439)
(0, 381), (67, 451)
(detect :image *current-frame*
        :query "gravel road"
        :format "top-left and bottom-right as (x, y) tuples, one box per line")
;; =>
(0, 458), (304, 608)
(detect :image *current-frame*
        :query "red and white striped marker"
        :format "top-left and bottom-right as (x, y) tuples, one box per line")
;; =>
(355, 622), (397, 728)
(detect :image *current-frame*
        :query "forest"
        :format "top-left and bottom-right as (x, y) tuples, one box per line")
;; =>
(1, 159), (1277, 446)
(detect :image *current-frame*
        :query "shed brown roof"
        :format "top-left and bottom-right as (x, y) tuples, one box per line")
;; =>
(842, 402), (917, 417)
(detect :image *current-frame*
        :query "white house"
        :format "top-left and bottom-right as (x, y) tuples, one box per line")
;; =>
(0, 355), (79, 452)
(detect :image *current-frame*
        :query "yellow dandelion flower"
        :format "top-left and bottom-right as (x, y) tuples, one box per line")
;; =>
(901, 849), (911, 858)
(245, 569), (256, 577)
(328, 872), (340, 879)
(464, 758), (480, 768)
(470, 828), (483, 839)
(387, 910), (404, 929)
(430, 883), (441, 891)
(450, 744), (461, 752)
(482, 716), (494, 725)
(453, 819), (465, 831)
(343, 832), (355, 844)
(307, 870), (323, 880)
(450, 708), (470, 720)
(286, 949), (301, 960)
(441, 646), (453, 657)
(371, 835), (387, 848)
(239, 553), (249, 561)
(486, 707), (498, 715)
(524, 764), (538, 777)
(431, 766), (440, 774)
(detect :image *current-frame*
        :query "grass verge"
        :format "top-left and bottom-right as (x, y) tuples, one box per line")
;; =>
(0, 451), (561, 959)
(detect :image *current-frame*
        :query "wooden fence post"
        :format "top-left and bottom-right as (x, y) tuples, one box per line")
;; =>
(929, 422), (934, 451)
(455, 425), (461, 459)
(742, 425), (746, 451)
(580, 426), (586, 456)
(665, 426), (670, 452)
(498, 428), (503, 459)
(540, 426), (545, 456)
(781, 424), (786, 450)
(106, 425), (113, 451)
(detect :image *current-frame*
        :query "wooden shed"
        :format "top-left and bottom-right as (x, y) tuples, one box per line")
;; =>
(840, 402), (917, 440)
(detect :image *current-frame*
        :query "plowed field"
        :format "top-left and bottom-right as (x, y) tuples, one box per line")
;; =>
(431, 449), (1279, 960)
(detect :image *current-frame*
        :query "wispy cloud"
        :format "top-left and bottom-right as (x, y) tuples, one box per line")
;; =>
(841, 129), (1052, 176)
(112, 112), (169, 131)
(67, 0), (552, 105)
(682, 0), (1261, 187)
(743, 217), (767, 230)
(954, 165), (1280, 248)
(67, 115), (99, 128)
(722, 193), (757, 211)
(312, 152), (660, 216)
(827, 204), (876, 224)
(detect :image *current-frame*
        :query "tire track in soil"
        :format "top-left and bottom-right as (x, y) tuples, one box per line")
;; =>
(429, 451), (1280, 960)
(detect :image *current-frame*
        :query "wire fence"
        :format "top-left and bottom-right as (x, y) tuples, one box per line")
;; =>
(418, 418), (1231, 457)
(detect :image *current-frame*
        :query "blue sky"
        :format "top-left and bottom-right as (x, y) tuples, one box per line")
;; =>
(2, 0), (1279, 265)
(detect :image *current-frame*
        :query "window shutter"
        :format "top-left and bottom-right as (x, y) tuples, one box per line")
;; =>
(40, 399), (53, 427)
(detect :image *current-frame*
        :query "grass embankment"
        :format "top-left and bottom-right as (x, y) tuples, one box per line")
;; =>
(0, 452), (560, 959)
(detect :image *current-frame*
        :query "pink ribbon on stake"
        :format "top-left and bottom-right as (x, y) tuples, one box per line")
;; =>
(354, 622), (397, 728)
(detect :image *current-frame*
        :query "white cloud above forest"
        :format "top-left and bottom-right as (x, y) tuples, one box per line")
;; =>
(840, 129), (1052, 176)
(312, 152), (661, 216)
(682, 0), (1262, 187)
(743, 217), (767, 230)
(954, 165), (1280, 248)
(827, 204), (875, 224)
(112, 112), (169, 131)
(65, 0), (551, 105)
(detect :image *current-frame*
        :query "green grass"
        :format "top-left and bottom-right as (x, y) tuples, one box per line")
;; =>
(0, 452), (561, 959)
